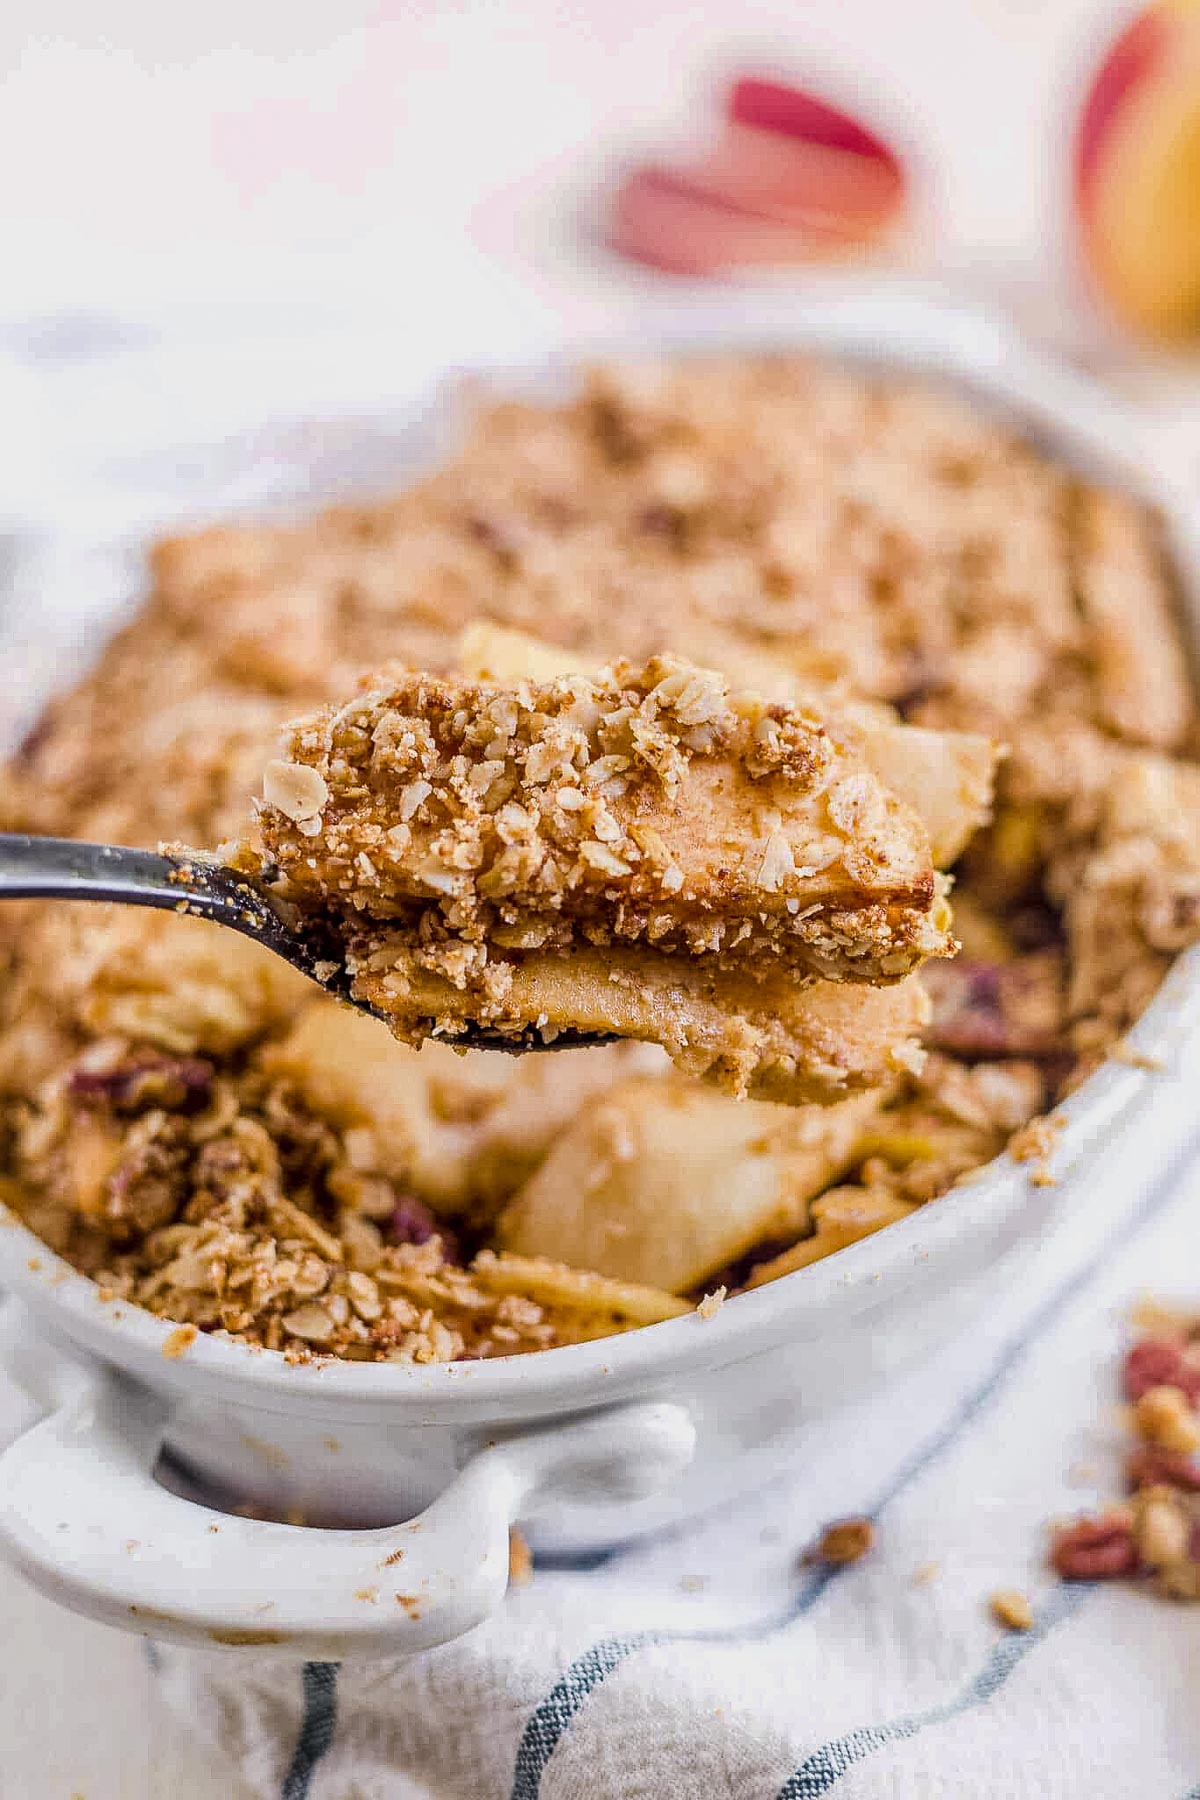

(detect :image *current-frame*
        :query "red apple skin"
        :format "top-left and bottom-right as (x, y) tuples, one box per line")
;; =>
(609, 164), (859, 276)
(1073, 2), (1200, 336)
(728, 75), (901, 171)
(1074, 8), (1171, 206)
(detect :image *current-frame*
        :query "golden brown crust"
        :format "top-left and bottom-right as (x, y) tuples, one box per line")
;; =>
(248, 652), (958, 1100)
(456, 624), (1003, 871)
(254, 656), (950, 983)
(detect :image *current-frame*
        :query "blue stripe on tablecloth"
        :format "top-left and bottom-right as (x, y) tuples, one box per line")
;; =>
(507, 1125), (1200, 1800)
(775, 1584), (1089, 1797)
(281, 1661), (339, 1800)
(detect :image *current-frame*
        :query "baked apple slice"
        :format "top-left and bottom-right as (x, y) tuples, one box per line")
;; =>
(243, 649), (996, 1101)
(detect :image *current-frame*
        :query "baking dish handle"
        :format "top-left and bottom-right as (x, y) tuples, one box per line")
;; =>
(0, 1365), (695, 1655)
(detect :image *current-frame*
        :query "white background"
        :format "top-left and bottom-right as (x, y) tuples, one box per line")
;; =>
(0, 0), (1131, 314)
(0, 3), (1197, 1794)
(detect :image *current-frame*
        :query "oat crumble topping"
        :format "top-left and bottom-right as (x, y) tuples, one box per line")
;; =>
(243, 648), (988, 1102)
(253, 654), (953, 981)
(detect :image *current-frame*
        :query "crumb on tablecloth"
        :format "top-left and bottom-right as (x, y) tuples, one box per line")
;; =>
(697, 1286), (727, 1319)
(509, 1527), (534, 1588)
(990, 1587), (1034, 1631)
(814, 1517), (875, 1565)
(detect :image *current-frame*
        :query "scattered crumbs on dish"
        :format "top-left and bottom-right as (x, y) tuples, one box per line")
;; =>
(508, 1527), (534, 1588)
(382, 1547), (406, 1568)
(697, 1286), (728, 1320)
(26, 1257), (40, 1272)
(990, 1588), (1034, 1631)
(1009, 1112), (1065, 1186)
(161, 1323), (197, 1360)
(354, 1586), (379, 1604)
(395, 1593), (423, 1618)
(209, 1627), (284, 1647)
(239, 1432), (290, 1470)
(680, 1574), (705, 1593)
(1065, 1461), (1101, 1488)
(911, 1560), (941, 1587)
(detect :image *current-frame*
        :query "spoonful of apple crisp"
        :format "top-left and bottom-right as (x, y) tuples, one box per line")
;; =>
(0, 638), (1000, 1106)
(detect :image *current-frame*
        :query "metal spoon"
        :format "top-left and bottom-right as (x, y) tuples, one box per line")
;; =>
(0, 833), (610, 1053)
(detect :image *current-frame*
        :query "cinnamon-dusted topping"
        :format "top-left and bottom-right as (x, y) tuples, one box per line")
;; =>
(254, 654), (953, 983)
(247, 653), (963, 1101)
(456, 622), (1002, 871)
(161, 1323), (197, 1360)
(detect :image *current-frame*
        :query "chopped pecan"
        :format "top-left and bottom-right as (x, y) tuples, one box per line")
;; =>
(1123, 1337), (1200, 1407)
(814, 1517), (875, 1565)
(1126, 1445), (1200, 1492)
(1050, 1510), (1139, 1580)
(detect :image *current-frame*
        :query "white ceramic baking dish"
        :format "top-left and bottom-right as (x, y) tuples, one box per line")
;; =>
(0, 283), (1198, 1659)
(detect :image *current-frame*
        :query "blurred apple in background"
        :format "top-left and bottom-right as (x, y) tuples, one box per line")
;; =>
(609, 74), (907, 275)
(1075, 1), (1200, 339)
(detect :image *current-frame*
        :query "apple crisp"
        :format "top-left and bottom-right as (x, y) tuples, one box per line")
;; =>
(2, 352), (1199, 1364)
(244, 652), (980, 1100)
